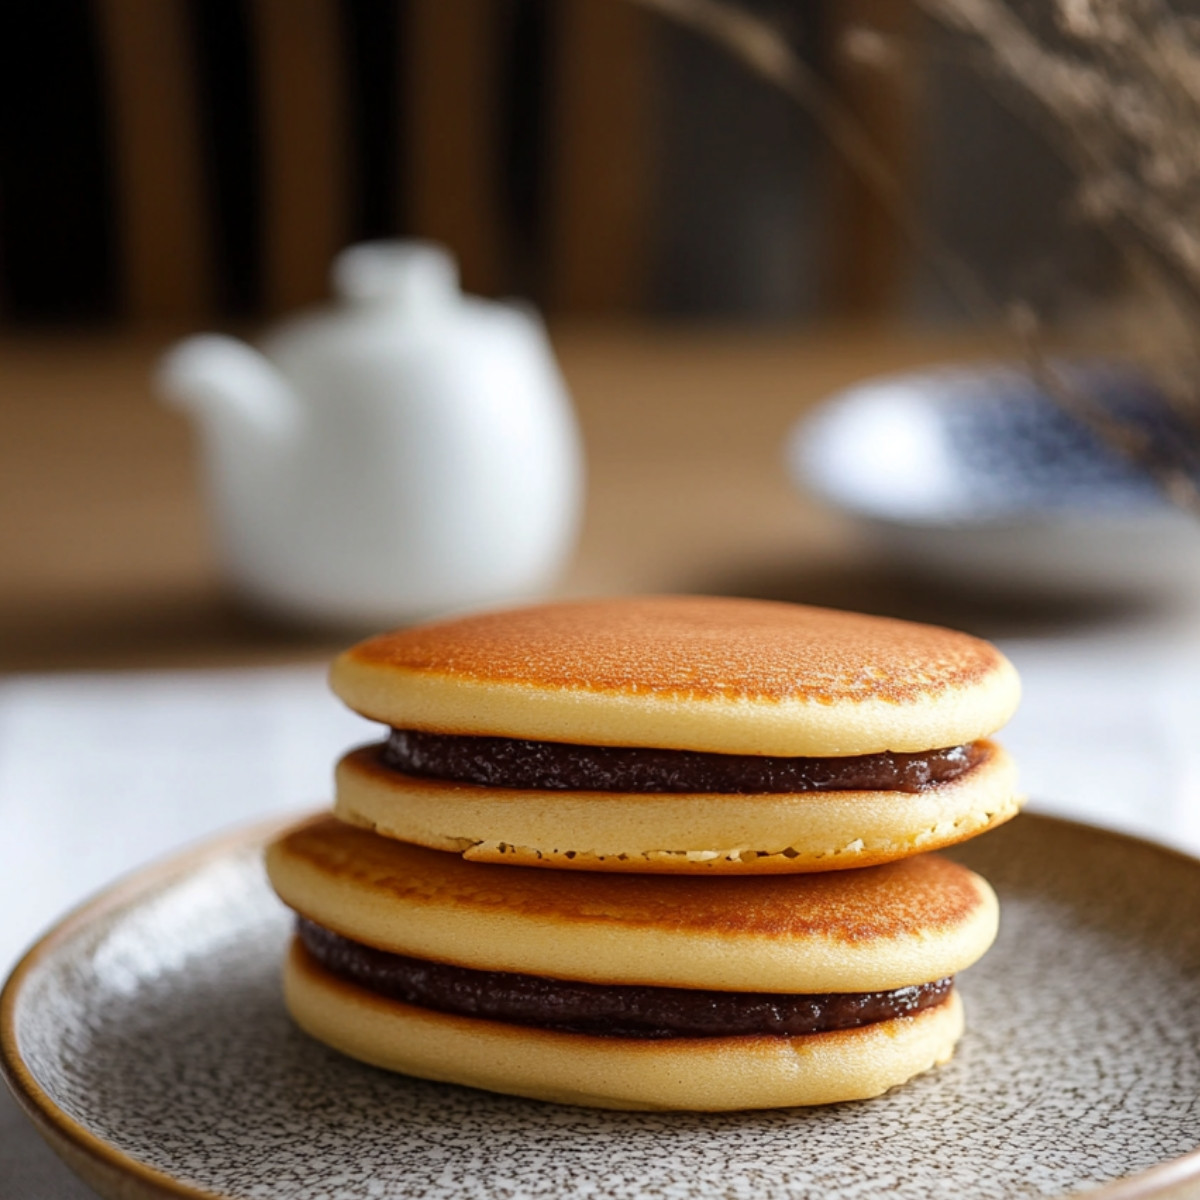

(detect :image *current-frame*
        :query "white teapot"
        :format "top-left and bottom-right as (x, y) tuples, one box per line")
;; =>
(158, 242), (583, 629)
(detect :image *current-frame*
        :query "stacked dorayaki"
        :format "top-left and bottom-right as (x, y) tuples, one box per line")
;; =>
(266, 596), (1021, 1111)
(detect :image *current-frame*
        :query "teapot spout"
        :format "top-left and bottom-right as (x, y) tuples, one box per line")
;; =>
(157, 334), (300, 444)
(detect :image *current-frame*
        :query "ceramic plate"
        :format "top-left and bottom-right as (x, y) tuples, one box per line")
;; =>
(4, 813), (1200, 1200)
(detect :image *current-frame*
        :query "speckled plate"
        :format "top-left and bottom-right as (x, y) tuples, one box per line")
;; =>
(4, 813), (1200, 1200)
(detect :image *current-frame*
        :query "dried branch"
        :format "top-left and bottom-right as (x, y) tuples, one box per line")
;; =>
(625, 0), (1200, 517)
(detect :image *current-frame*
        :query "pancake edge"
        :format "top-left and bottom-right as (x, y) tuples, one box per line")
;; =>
(283, 940), (966, 1111)
(334, 739), (1021, 874)
(265, 833), (1000, 993)
(329, 655), (1020, 758)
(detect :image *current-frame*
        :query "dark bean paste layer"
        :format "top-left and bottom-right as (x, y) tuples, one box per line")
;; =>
(381, 730), (987, 794)
(298, 918), (952, 1039)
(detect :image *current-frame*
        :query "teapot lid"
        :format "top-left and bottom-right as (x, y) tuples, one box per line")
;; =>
(260, 239), (535, 378)
(332, 241), (459, 310)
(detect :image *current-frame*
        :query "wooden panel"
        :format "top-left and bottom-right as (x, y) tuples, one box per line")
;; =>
(404, 0), (506, 296)
(546, 0), (654, 314)
(94, 0), (212, 320)
(822, 0), (920, 316)
(252, 0), (348, 312)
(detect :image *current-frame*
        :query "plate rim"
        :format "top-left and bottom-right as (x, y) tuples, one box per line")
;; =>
(3, 810), (1200, 1200)
(1, 813), (299, 1200)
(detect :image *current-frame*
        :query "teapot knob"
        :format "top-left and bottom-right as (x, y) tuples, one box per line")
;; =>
(333, 240), (459, 309)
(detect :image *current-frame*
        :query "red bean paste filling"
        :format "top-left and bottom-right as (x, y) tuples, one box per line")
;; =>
(298, 918), (952, 1039)
(381, 729), (987, 794)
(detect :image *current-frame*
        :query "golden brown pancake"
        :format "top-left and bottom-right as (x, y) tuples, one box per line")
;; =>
(268, 817), (990, 1108)
(329, 597), (1021, 872)
(266, 816), (998, 993)
(330, 596), (1020, 756)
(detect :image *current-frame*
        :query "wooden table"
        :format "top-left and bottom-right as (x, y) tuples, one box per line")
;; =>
(0, 323), (998, 673)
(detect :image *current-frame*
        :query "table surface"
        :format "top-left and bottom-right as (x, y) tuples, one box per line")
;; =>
(0, 322), (1015, 673)
(6, 322), (1199, 1200)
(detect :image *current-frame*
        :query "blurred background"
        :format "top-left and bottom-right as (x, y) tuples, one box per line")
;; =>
(2, 0), (1152, 671)
(0, 0), (1112, 327)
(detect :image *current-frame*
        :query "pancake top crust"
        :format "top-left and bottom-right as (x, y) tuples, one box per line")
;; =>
(330, 596), (1020, 757)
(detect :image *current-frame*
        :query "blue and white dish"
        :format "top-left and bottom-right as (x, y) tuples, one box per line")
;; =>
(789, 362), (1200, 596)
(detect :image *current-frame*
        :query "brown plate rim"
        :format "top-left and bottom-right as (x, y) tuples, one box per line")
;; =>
(2, 810), (1199, 1200)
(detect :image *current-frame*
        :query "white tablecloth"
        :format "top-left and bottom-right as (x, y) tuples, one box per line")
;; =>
(4, 632), (1200, 1196)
